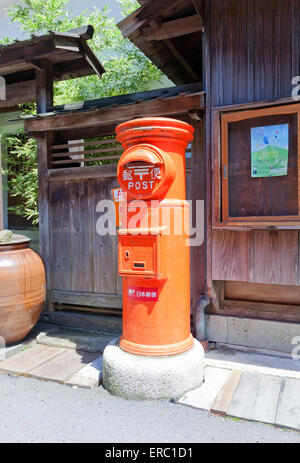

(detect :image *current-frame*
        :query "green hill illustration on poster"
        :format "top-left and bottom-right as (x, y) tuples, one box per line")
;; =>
(251, 123), (289, 177)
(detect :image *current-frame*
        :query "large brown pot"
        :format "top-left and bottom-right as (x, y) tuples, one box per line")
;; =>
(0, 235), (46, 345)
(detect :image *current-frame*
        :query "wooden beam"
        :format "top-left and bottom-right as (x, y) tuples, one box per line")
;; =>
(49, 82), (203, 112)
(51, 124), (117, 142)
(163, 38), (201, 82)
(53, 36), (80, 53)
(192, 0), (204, 22)
(117, 1), (161, 38)
(25, 92), (205, 133)
(0, 79), (36, 109)
(48, 164), (117, 182)
(128, 30), (191, 85)
(161, 0), (193, 18)
(0, 30), (104, 89)
(118, 0), (194, 39)
(0, 39), (56, 74)
(54, 25), (94, 40)
(143, 15), (203, 41)
(51, 289), (122, 309)
(26, 59), (46, 72)
(55, 58), (93, 80)
(79, 40), (105, 78)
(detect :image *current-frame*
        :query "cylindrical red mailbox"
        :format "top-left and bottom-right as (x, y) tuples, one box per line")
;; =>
(116, 117), (194, 356)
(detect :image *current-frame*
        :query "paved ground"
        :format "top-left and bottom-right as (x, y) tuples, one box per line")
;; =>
(0, 374), (299, 443)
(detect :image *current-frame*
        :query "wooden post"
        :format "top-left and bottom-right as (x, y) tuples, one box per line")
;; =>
(0, 135), (3, 231)
(190, 118), (206, 292)
(37, 132), (53, 311)
(35, 61), (53, 114)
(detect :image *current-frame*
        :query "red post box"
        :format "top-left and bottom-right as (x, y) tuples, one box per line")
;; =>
(116, 117), (194, 356)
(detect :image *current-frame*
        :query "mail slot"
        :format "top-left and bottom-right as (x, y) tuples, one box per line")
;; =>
(116, 117), (194, 357)
(118, 233), (161, 277)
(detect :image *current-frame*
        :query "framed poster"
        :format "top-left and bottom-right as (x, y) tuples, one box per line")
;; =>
(251, 124), (289, 178)
(217, 103), (300, 224)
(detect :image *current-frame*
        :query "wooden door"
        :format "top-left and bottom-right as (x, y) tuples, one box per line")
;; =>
(47, 135), (123, 310)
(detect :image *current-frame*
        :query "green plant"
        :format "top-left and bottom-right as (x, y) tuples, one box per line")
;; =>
(4, 0), (162, 103)
(3, 133), (39, 224)
(1, 0), (164, 224)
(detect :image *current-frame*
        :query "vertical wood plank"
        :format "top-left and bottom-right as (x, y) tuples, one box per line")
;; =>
(220, 114), (229, 221)
(228, 372), (282, 425)
(212, 110), (221, 224)
(70, 180), (94, 292)
(49, 181), (71, 290)
(209, 0), (295, 106)
(178, 367), (231, 411)
(37, 133), (52, 307)
(275, 378), (300, 430)
(190, 119), (206, 315)
(211, 370), (242, 416)
(212, 230), (250, 281)
(92, 177), (119, 295)
(278, 0), (293, 98)
(252, 231), (299, 285)
(292, 0), (300, 82)
(204, 0), (213, 296)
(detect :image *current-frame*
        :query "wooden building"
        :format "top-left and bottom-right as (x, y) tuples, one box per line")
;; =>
(2, 1), (300, 352)
(116, 0), (300, 352)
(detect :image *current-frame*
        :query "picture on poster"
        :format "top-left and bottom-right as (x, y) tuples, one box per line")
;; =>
(251, 124), (289, 177)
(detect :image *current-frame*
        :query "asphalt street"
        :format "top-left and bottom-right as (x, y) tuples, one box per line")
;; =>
(0, 374), (298, 443)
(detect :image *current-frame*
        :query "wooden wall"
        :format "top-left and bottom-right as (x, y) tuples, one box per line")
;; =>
(205, 0), (300, 319)
(48, 175), (122, 301)
(208, 0), (300, 106)
(212, 230), (299, 285)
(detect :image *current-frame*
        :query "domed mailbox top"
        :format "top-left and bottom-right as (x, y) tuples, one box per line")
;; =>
(116, 117), (194, 200)
(117, 143), (176, 199)
(115, 117), (194, 147)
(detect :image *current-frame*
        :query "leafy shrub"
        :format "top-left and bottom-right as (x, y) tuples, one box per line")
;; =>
(1, 0), (164, 224)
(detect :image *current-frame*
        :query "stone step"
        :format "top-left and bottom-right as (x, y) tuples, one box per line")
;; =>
(37, 327), (115, 353)
(41, 311), (122, 335)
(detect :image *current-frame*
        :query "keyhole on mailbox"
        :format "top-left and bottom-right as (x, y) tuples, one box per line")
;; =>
(125, 251), (130, 260)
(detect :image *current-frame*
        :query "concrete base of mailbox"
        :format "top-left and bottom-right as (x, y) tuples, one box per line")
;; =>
(102, 337), (205, 400)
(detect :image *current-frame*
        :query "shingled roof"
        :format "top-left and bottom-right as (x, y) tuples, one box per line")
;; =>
(117, 0), (203, 86)
(0, 25), (105, 108)
(21, 82), (205, 137)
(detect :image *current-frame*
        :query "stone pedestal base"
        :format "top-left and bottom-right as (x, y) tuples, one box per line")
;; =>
(102, 337), (205, 400)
